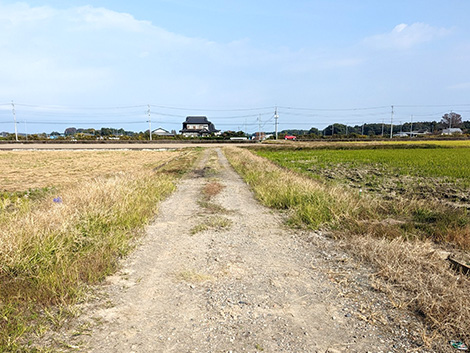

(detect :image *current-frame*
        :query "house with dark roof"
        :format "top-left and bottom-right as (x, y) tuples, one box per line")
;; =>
(180, 116), (220, 137)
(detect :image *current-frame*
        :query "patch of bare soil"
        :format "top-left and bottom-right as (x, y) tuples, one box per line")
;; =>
(306, 164), (470, 209)
(50, 149), (450, 352)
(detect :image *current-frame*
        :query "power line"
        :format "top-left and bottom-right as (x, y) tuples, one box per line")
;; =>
(394, 104), (470, 108)
(2, 101), (469, 135)
(3, 107), (273, 120)
(13, 103), (148, 110)
(150, 104), (274, 112)
(6, 102), (470, 112)
(278, 105), (390, 111)
(0, 120), (149, 125)
(281, 111), (390, 118)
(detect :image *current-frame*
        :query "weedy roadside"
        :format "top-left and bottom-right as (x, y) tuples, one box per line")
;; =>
(254, 145), (470, 249)
(0, 149), (198, 351)
(224, 146), (470, 349)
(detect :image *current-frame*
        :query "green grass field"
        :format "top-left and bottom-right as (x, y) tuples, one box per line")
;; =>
(256, 147), (470, 184)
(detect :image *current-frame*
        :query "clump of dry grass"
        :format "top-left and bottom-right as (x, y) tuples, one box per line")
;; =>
(346, 235), (470, 342)
(343, 198), (470, 250)
(198, 160), (228, 213)
(190, 216), (232, 235)
(0, 149), (197, 350)
(206, 150), (222, 172)
(447, 227), (470, 250)
(202, 181), (224, 199)
(198, 200), (230, 214)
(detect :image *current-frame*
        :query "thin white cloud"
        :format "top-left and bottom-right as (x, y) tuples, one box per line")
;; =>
(364, 23), (451, 50)
(1, 2), (462, 117)
(72, 5), (152, 32)
(0, 1), (333, 103)
(0, 2), (56, 24)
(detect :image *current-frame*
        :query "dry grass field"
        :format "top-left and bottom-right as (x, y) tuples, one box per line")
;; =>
(0, 150), (178, 192)
(0, 149), (198, 350)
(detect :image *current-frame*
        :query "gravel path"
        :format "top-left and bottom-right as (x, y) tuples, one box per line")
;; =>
(71, 148), (425, 352)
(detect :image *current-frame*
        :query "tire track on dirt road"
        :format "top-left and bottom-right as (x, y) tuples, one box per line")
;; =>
(74, 148), (406, 352)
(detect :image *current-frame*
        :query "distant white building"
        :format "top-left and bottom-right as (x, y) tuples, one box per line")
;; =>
(393, 131), (428, 137)
(442, 128), (463, 135)
(393, 132), (409, 137)
(152, 127), (174, 136)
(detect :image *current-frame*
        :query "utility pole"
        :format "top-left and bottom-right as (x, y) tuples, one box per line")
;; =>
(381, 117), (384, 137)
(24, 121), (27, 141)
(332, 123), (334, 136)
(361, 122), (364, 135)
(449, 110), (453, 129)
(410, 115), (413, 137)
(11, 101), (18, 141)
(274, 107), (279, 140)
(258, 114), (261, 141)
(390, 105), (394, 139)
(147, 104), (152, 141)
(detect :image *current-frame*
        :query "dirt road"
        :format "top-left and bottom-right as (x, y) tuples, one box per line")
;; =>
(70, 149), (420, 352)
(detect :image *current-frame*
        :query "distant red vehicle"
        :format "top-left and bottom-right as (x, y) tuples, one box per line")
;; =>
(284, 135), (296, 140)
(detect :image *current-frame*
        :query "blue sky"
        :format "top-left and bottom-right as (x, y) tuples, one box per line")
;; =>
(0, 0), (469, 134)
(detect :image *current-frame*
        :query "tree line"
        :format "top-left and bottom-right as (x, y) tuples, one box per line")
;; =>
(278, 113), (469, 138)
(1, 113), (468, 141)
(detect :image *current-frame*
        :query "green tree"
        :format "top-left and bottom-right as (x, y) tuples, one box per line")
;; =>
(64, 127), (77, 136)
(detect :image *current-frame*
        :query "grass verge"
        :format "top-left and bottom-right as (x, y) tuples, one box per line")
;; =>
(223, 146), (470, 345)
(223, 147), (375, 229)
(252, 145), (470, 249)
(0, 150), (197, 351)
